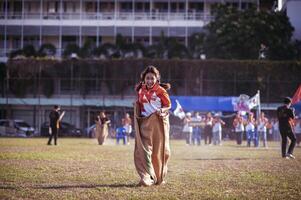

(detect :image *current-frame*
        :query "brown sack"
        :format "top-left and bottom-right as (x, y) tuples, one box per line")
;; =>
(134, 103), (171, 186)
(95, 123), (108, 145)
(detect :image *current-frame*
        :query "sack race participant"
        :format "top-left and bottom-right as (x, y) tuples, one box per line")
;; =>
(134, 66), (171, 186)
(95, 111), (110, 145)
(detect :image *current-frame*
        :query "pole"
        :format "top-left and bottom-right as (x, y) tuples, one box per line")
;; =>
(257, 90), (261, 120)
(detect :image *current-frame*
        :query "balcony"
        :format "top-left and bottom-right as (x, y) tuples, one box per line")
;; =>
(1, 11), (213, 26)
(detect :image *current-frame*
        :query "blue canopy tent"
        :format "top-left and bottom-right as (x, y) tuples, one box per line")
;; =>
(170, 96), (236, 112)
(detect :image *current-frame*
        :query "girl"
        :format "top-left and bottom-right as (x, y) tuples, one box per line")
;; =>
(134, 66), (171, 186)
(95, 111), (111, 145)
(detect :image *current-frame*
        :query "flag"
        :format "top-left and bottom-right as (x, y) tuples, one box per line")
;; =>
(292, 84), (301, 105)
(173, 99), (185, 119)
(248, 93), (260, 110)
(232, 94), (250, 111)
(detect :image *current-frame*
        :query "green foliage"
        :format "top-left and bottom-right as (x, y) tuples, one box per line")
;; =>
(188, 33), (206, 59)
(38, 43), (56, 57)
(22, 45), (37, 57)
(78, 39), (94, 58)
(205, 4), (298, 60)
(6, 59), (301, 100)
(9, 49), (24, 59)
(63, 43), (80, 58)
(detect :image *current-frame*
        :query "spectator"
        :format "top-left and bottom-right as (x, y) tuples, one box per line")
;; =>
(212, 114), (225, 145)
(295, 118), (301, 147)
(183, 112), (193, 145)
(191, 112), (202, 146)
(271, 118), (281, 141)
(116, 127), (127, 145)
(246, 112), (256, 147)
(47, 105), (64, 146)
(204, 112), (213, 145)
(122, 113), (132, 145)
(233, 113), (245, 145)
(257, 112), (269, 148)
(277, 97), (296, 159)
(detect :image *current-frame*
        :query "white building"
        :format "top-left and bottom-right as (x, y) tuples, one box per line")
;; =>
(0, 0), (259, 62)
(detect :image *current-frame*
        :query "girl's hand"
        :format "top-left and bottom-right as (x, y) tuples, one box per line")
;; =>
(157, 108), (162, 115)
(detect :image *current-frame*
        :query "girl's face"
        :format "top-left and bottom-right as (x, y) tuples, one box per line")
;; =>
(144, 72), (157, 89)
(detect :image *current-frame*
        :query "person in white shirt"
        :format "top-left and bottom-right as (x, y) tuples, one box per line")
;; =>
(271, 118), (280, 141)
(295, 118), (301, 147)
(246, 112), (256, 147)
(212, 114), (225, 145)
(183, 112), (193, 145)
(257, 112), (269, 148)
(233, 113), (245, 145)
(191, 112), (202, 146)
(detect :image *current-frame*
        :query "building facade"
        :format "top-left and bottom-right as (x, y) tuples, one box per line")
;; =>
(0, 0), (259, 62)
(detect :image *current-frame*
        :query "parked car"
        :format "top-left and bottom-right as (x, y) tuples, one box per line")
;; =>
(40, 121), (83, 137)
(0, 119), (35, 137)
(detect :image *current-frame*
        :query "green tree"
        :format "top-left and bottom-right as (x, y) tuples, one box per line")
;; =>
(205, 4), (298, 60)
(38, 43), (56, 57)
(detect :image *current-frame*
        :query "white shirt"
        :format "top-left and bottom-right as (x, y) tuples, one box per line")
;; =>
(183, 118), (193, 133)
(213, 122), (222, 132)
(258, 121), (267, 132)
(235, 123), (245, 132)
(295, 123), (301, 134)
(246, 122), (255, 132)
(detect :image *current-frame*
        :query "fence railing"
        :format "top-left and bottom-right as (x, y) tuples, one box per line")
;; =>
(1, 11), (213, 22)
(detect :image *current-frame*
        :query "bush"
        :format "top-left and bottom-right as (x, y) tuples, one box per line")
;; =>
(23, 45), (36, 57)
(38, 43), (56, 57)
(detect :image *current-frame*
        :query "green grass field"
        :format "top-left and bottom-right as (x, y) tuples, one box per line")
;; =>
(1, 138), (301, 200)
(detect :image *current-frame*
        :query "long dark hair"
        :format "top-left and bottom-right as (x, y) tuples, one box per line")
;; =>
(135, 66), (171, 92)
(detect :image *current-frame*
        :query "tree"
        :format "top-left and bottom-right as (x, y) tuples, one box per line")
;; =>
(205, 4), (298, 60)
(188, 33), (206, 59)
(38, 43), (56, 57)
(63, 43), (80, 58)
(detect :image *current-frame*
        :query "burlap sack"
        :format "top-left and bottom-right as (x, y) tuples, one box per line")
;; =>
(134, 103), (170, 186)
(95, 123), (108, 145)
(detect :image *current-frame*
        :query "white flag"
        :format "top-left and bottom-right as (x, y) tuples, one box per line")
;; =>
(173, 100), (185, 119)
(248, 93), (260, 110)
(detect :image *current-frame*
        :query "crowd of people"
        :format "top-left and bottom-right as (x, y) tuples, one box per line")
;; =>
(181, 110), (301, 148)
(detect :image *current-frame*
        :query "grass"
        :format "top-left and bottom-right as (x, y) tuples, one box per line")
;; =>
(0, 138), (301, 200)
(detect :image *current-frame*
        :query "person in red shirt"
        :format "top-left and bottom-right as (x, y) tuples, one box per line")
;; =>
(135, 67), (171, 117)
(134, 66), (171, 186)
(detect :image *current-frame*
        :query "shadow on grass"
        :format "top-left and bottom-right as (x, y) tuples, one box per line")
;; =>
(0, 186), (17, 190)
(184, 157), (263, 161)
(33, 183), (137, 189)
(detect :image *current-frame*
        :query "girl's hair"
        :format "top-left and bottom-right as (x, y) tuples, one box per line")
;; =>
(135, 65), (171, 91)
